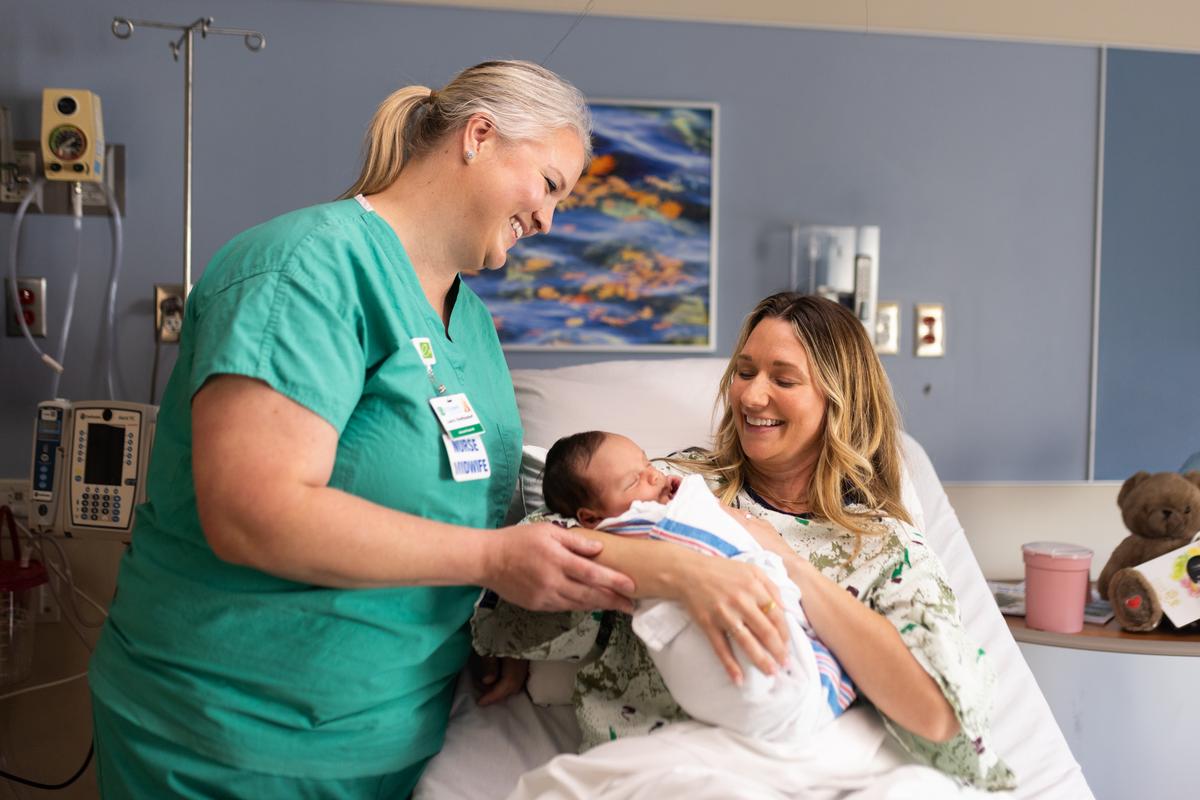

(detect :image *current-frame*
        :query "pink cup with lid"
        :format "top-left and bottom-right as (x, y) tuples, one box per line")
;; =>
(1022, 542), (1093, 633)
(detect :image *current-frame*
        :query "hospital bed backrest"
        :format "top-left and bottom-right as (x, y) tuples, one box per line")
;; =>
(507, 357), (1094, 800)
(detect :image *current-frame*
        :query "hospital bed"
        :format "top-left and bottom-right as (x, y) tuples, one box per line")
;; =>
(415, 358), (1095, 800)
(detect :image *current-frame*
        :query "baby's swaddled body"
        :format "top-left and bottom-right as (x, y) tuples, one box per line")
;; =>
(597, 474), (855, 741)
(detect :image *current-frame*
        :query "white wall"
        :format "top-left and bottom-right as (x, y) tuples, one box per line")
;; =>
(375, 0), (1200, 52)
(948, 482), (1126, 580)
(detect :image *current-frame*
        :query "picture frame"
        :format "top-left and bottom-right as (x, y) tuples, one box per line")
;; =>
(464, 100), (719, 351)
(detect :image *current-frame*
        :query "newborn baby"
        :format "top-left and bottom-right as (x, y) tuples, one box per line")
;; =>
(540, 431), (856, 740)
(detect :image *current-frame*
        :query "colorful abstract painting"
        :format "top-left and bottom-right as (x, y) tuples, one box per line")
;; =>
(464, 101), (717, 350)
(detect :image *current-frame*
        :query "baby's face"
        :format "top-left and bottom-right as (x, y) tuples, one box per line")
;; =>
(582, 434), (681, 521)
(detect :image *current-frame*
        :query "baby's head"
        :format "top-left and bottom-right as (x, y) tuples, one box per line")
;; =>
(542, 431), (680, 527)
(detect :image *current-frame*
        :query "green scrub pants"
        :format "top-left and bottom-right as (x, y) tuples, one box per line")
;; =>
(92, 697), (423, 799)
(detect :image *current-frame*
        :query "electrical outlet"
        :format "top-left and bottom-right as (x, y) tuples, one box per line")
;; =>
(915, 303), (946, 358)
(0, 149), (43, 211)
(0, 478), (31, 524)
(5, 276), (47, 338)
(154, 283), (186, 343)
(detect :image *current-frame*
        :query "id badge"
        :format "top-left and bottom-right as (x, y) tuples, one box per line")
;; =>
(442, 434), (491, 482)
(429, 393), (485, 439)
(411, 337), (436, 365)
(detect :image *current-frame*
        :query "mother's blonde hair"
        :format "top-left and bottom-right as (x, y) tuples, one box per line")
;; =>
(340, 59), (593, 199)
(692, 293), (909, 549)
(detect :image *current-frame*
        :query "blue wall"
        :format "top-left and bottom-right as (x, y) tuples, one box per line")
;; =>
(1, 0), (1101, 480)
(1095, 49), (1200, 479)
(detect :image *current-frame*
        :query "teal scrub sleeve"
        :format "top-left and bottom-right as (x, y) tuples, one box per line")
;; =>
(189, 270), (365, 433)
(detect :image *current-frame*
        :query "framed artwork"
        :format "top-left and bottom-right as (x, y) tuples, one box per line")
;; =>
(464, 100), (718, 351)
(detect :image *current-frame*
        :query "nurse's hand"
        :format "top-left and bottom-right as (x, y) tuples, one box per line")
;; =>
(483, 522), (636, 613)
(471, 654), (530, 707)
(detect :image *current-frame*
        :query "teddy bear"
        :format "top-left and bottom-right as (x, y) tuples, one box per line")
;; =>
(1098, 470), (1200, 631)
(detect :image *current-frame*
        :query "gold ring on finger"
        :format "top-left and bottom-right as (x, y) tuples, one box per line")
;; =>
(759, 600), (776, 615)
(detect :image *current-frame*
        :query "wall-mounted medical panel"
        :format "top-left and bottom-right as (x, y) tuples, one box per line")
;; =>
(0, 140), (125, 216)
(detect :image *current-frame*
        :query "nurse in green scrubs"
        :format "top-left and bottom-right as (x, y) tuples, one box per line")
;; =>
(89, 60), (790, 798)
(88, 60), (629, 798)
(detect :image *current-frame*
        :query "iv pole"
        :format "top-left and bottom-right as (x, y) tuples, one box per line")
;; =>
(111, 17), (265, 302)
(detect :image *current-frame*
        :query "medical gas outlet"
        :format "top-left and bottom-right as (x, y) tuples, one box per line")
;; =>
(0, 141), (124, 216)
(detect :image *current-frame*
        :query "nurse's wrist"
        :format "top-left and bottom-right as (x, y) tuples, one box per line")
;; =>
(470, 528), (503, 587)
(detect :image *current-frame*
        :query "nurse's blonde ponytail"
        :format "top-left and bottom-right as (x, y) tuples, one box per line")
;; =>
(340, 60), (593, 200)
(341, 86), (433, 199)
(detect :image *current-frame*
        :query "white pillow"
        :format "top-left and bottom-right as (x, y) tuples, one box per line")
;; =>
(511, 358), (728, 459)
(899, 460), (927, 533)
(502, 445), (550, 526)
(520, 445), (549, 518)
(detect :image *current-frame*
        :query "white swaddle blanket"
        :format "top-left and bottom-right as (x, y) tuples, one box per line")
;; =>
(596, 474), (849, 740)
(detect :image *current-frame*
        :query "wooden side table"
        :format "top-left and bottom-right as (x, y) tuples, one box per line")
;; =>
(1005, 614), (1200, 656)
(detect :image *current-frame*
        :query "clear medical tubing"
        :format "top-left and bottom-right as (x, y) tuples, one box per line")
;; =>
(49, 216), (83, 399)
(5, 178), (123, 400)
(99, 180), (124, 400)
(5, 177), (62, 374)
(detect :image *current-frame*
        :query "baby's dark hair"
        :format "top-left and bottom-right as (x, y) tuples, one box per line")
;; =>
(541, 431), (608, 518)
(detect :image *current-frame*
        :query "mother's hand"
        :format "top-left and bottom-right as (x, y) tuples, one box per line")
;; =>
(669, 555), (790, 685)
(482, 522), (637, 614)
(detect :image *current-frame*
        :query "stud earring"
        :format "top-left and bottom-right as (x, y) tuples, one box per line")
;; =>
(464, 150), (476, 161)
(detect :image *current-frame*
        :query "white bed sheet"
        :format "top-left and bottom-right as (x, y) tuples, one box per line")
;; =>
(414, 672), (581, 800)
(415, 359), (1094, 800)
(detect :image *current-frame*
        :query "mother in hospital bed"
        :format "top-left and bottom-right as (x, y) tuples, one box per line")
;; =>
(473, 293), (1017, 795)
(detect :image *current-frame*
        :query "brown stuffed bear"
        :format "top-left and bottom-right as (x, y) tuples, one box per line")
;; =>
(1098, 470), (1200, 631)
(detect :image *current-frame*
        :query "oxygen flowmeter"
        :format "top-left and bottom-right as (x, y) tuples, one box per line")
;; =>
(40, 89), (105, 182)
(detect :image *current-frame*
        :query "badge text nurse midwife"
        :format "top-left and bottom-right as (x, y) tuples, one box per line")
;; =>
(441, 433), (491, 482)
(429, 394), (490, 482)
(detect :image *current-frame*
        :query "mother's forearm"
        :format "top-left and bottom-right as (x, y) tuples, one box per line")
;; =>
(568, 529), (689, 598)
(785, 557), (961, 742)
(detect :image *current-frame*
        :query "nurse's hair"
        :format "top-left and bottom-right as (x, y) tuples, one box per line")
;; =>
(690, 293), (909, 550)
(340, 60), (593, 199)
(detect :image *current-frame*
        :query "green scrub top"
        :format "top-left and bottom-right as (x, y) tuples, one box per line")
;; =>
(88, 198), (522, 781)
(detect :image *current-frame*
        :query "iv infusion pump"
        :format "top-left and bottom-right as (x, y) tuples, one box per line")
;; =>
(30, 400), (157, 535)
